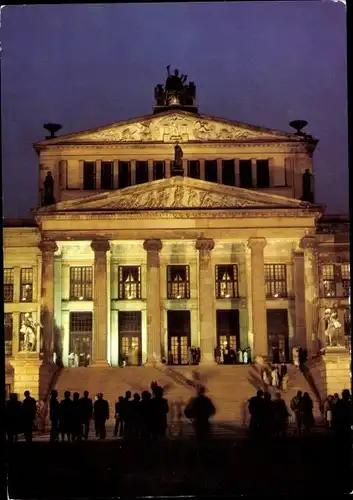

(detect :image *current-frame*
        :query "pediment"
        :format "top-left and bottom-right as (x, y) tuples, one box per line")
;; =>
(34, 110), (309, 147)
(36, 177), (311, 214)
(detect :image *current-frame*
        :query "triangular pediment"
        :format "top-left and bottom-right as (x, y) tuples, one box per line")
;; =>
(36, 177), (312, 214)
(34, 110), (313, 148)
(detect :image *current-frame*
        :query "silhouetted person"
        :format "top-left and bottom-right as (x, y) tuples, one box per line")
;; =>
(335, 389), (352, 438)
(301, 392), (314, 434)
(72, 392), (82, 440)
(59, 391), (73, 441)
(21, 391), (37, 443)
(114, 396), (125, 437)
(184, 386), (216, 442)
(94, 393), (109, 439)
(248, 390), (264, 437)
(150, 385), (169, 439)
(123, 391), (133, 438)
(49, 390), (60, 442)
(262, 392), (274, 436)
(290, 391), (303, 435)
(140, 391), (152, 439)
(6, 393), (22, 443)
(195, 347), (201, 365)
(79, 390), (93, 440)
(131, 393), (141, 437)
(273, 392), (289, 437)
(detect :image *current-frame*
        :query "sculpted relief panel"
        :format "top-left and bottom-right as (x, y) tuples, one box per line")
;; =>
(80, 114), (263, 143)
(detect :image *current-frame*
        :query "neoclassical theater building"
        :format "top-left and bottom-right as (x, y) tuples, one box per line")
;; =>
(4, 70), (351, 399)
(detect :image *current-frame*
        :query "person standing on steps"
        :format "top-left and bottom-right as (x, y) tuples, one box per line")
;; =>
(93, 393), (109, 440)
(49, 390), (60, 442)
(59, 391), (73, 442)
(114, 396), (125, 437)
(184, 386), (216, 443)
(21, 390), (37, 443)
(79, 390), (93, 440)
(290, 390), (303, 435)
(71, 392), (82, 440)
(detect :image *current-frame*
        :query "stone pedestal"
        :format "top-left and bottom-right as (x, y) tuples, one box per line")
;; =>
(196, 238), (215, 364)
(247, 238), (268, 360)
(12, 354), (42, 401)
(320, 347), (351, 396)
(144, 239), (163, 364)
(38, 239), (58, 364)
(91, 239), (110, 366)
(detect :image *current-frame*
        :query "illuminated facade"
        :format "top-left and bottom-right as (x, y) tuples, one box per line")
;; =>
(4, 80), (350, 399)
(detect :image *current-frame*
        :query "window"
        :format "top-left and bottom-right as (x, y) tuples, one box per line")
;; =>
(205, 160), (218, 183)
(118, 266), (141, 300)
(20, 268), (33, 302)
(70, 266), (93, 300)
(256, 160), (270, 188)
(70, 312), (93, 333)
(341, 263), (350, 297)
(167, 265), (190, 299)
(118, 161), (131, 189)
(344, 308), (351, 335)
(222, 160), (236, 186)
(83, 162), (96, 190)
(4, 268), (14, 302)
(239, 160), (252, 188)
(265, 264), (287, 298)
(187, 161), (200, 179)
(153, 161), (165, 180)
(135, 161), (149, 185)
(4, 313), (13, 356)
(321, 264), (336, 297)
(215, 265), (239, 299)
(101, 162), (113, 189)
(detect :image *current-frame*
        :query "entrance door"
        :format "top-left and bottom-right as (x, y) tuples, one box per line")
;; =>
(70, 335), (92, 366)
(69, 312), (93, 366)
(167, 310), (191, 365)
(267, 309), (289, 363)
(216, 310), (240, 351)
(119, 311), (142, 366)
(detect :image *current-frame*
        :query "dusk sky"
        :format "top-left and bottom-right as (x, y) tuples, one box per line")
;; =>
(1, 2), (348, 219)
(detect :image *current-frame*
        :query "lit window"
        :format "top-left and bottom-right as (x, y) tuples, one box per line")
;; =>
(341, 263), (350, 298)
(20, 268), (33, 302)
(265, 264), (287, 298)
(215, 265), (238, 299)
(321, 264), (336, 297)
(118, 266), (141, 300)
(167, 265), (190, 299)
(4, 268), (14, 302)
(70, 267), (93, 300)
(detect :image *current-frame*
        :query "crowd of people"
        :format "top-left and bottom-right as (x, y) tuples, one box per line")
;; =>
(214, 345), (251, 365)
(262, 363), (289, 391)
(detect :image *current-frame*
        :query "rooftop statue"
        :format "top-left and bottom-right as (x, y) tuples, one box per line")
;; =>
(153, 66), (197, 109)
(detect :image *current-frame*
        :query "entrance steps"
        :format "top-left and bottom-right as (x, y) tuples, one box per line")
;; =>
(53, 363), (323, 424)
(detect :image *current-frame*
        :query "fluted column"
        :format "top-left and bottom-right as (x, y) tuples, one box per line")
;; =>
(38, 239), (58, 364)
(247, 238), (267, 360)
(91, 239), (110, 365)
(300, 236), (318, 358)
(293, 251), (306, 350)
(196, 238), (215, 363)
(143, 239), (163, 364)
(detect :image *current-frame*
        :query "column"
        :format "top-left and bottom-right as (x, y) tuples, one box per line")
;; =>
(200, 159), (205, 181)
(293, 251), (306, 349)
(38, 239), (58, 364)
(59, 160), (67, 191)
(90, 239), (110, 365)
(196, 238), (215, 363)
(148, 159), (153, 182)
(251, 159), (257, 188)
(113, 160), (119, 189)
(143, 239), (162, 364)
(217, 159), (222, 184)
(234, 159), (240, 187)
(14, 267), (21, 302)
(130, 160), (136, 185)
(247, 238), (267, 360)
(165, 160), (171, 178)
(96, 160), (102, 189)
(300, 236), (318, 358)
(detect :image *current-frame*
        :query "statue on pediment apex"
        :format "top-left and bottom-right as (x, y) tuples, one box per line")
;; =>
(153, 66), (197, 111)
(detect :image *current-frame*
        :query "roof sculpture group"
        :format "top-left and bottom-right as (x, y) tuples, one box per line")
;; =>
(154, 65), (196, 108)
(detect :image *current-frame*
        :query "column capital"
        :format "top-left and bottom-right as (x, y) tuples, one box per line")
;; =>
(299, 236), (317, 250)
(38, 239), (58, 254)
(293, 249), (304, 259)
(195, 238), (214, 252)
(90, 239), (110, 254)
(143, 239), (162, 253)
(247, 237), (266, 251)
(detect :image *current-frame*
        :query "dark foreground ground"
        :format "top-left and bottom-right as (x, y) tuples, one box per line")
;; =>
(6, 431), (353, 499)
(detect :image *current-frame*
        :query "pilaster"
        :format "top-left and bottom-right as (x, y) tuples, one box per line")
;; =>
(293, 251), (306, 349)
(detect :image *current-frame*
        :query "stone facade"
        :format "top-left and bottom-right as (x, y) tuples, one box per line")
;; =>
(4, 109), (350, 399)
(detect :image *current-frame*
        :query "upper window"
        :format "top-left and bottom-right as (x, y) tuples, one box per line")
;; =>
(118, 266), (141, 300)
(70, 266), (93, 301)
(70, 312), (93, 333)
(20, 268), (33, 302)
(101, 162), (114, 189)
(265, 264), (287, 298)
(222, 160), (236, 186)
(321, 264), (336, 297)
(153, 161), (165, 180)
(4, 268), (14, 302)
(118, 161), (131, 189)
(215, 265), (239, 299)
(239, 160), (252, 188)
(135, 161), (149, 185)
(256, 160), (270, 188)
(167, 265), (190, 300)
(205, 160), (218, 183)
(83, 162), (96, 190)
(188, 161), (200, 179)
(341, 263), (350, 298)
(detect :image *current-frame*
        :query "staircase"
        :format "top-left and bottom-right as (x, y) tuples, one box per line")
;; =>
(53, 363), (323, 424)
